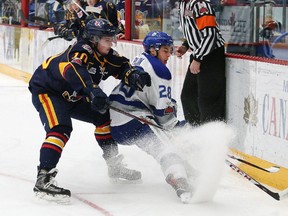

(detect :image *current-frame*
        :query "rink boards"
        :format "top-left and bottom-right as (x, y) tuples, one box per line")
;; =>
(0, 24), (288, 192)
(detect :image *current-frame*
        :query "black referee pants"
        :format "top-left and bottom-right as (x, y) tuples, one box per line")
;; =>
(180, 46), (226, 125)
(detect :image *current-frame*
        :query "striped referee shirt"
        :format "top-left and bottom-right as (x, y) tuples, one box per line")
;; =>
(179, 0), (225, 61)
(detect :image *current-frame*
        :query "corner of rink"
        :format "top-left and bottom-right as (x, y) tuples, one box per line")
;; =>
(229, 148), (288, 191)
(0, 63), (31, 83)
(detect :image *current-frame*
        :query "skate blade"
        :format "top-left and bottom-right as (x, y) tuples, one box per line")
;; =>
(180, 192), (192, 204)
(109, 178), (143, 184)
(34, 191), (71, 205)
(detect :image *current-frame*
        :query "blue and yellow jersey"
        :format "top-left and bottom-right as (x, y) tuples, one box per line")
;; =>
(29, 39), (133, 100)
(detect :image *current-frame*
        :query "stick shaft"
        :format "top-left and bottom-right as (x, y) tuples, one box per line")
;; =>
(226, 159), (281, 200)
(227, 154), (279, 173)
(110, 105), (288, 201)
(72, 0), (89, 16)
(109, 106), (166, 130)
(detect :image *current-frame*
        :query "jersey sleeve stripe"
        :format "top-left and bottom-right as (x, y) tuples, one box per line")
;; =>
(196, 15), (216, 30)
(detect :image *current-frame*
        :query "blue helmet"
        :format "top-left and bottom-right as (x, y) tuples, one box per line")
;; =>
(143, 31), (174, 53)
(83, 18), (117, 42)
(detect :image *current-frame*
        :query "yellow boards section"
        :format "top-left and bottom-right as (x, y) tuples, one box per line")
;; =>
(0, 63), (31, 83)
(229, 148), (288, 191)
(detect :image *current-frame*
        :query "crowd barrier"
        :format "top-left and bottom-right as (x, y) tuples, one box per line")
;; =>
(1, 25), (288, 191)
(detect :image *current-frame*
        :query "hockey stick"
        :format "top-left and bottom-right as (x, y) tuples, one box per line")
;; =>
(227, 154), (280, 173)
(225, 159), (288, 201)
(19, 9), (53, 28)
(109, 106), (288, 200)
(109, 105), (167, 130)
(39, 36), (64, 52)
(47, 35), (63, 41)
(109, 107), (279, 171)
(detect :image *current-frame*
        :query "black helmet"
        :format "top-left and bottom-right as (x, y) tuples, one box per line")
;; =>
(83, 18), (117, 43)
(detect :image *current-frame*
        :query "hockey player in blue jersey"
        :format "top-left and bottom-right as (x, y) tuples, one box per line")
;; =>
(109, 31), (193, 203)
(29, 18), (151, 200)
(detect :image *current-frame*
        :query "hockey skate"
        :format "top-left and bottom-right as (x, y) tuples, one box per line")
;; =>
(106, 154), (142, 184)
(166, 174), (192, 203)
(33, 168), (71, 204)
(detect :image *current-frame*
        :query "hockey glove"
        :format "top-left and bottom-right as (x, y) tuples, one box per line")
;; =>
(54, 24), (75, 41)
(124, 67), (151, 91)
(90, 87), (110, 113)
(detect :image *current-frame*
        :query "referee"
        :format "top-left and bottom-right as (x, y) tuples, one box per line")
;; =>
(176, 0), (226, 125)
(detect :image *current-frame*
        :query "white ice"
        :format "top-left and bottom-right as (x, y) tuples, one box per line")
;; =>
(0, 73), (287, 216)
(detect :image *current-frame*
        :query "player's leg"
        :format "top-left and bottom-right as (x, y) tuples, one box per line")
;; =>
(31, 93), (73, 199)
(71, 102), (141, 182)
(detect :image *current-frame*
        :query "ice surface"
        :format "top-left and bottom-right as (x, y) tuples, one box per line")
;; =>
(0, 73), (287, 216)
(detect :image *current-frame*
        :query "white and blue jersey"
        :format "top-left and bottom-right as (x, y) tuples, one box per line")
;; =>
(109, 52), (178, 132)
(109, 52), (190, 184)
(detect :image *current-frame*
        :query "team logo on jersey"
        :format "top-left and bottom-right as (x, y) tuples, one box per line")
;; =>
(82, 44), (93, 54)
(88, 67), (97, 74)
(164, 106), (175, 115)
(99, 66), (108, 76)
(199, 3), (209, 15)
(62, 91), (82, 102)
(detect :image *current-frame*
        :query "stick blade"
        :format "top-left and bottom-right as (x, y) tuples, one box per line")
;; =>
(267, 166), (280, 173)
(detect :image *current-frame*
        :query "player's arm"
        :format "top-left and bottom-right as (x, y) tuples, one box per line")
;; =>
(58, 48), (93, 95)
(59, 50), (109, 112)
(107, 51), (151, 91)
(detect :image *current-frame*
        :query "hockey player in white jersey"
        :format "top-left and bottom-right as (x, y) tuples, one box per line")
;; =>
(109, 31), (193, 203)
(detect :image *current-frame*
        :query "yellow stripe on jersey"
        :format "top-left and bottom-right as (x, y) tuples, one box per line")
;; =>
(58, 62), (87, 88)
(196, 15), (216, 30)
(95, 125), (111, 135)
(42, 53), (63, 69)
(59, 62), (70, 76)
(38, 94), (59, 128)
(45, 136), (65, 149)
(93, 52), (105, 67)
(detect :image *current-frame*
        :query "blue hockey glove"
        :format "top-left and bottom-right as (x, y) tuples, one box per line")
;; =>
(90, 87), (110, 113)
(124, 67), (151, 91)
